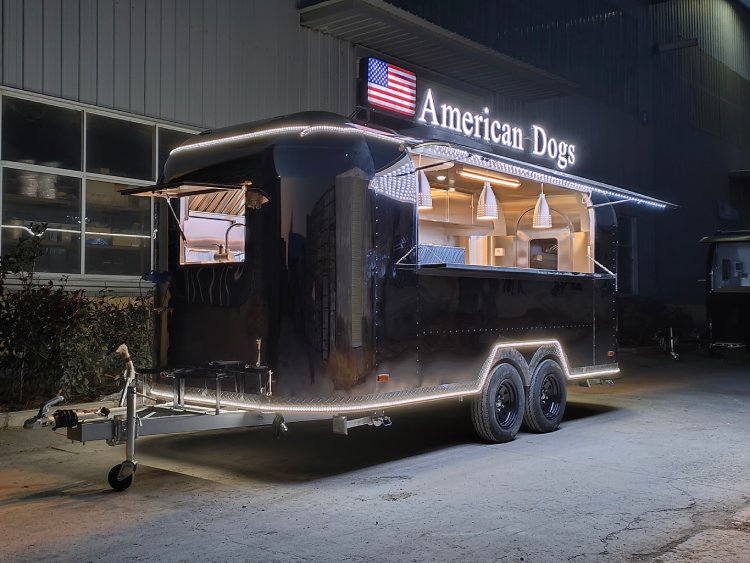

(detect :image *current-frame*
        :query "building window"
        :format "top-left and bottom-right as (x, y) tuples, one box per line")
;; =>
(86, 114), (154, 180)
(617, 214), (638, 294)
(0, 91), (197, 281)
(1, 96), (82, 171)
(1, 168), (82, 274)
(85, 180), (152, 275)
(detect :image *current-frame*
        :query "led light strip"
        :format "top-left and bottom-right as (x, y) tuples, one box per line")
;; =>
(170, 126), (308, 156)
(415, 144), (671, 209)
(369, 161), (418, 203)
(299, 125), (412, 145)
(170, 123), (414, 157)
(146, 339), (619, 414)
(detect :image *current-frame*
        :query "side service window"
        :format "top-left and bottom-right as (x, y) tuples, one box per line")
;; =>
(180, 190), (246, 265)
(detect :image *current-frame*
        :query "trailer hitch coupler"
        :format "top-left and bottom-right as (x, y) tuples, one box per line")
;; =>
(23, 395), (65, 429)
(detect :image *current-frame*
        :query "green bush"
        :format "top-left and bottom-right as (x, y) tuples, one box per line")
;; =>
(0, 225), (153, 408)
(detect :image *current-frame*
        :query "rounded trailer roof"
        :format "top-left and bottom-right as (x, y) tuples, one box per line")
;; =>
(124, 111), (675, 210)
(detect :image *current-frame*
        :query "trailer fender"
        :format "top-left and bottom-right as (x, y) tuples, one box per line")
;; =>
(528, 345), (567, 382)
(480, 346), (531, 388)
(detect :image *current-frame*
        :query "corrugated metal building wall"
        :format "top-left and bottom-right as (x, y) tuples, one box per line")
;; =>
(385, 0), (643, 114)
(651, 0), (750, 148)
(0, 0), (356, 128)
(388, 0), (750, 151)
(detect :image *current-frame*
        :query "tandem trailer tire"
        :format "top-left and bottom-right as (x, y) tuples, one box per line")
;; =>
(471, 363), (525, 443)
(108, 464), (134, 492)
(523, 358), (566, 433)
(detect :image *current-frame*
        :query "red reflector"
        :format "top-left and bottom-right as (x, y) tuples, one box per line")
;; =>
(607, 350), (615, 357)
(376, 373), (390, 382)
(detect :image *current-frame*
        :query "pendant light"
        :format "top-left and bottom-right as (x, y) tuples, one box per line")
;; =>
(533, 184), (552, 228)
(417, 170), (433, 210)
(477, 181), (499, 220)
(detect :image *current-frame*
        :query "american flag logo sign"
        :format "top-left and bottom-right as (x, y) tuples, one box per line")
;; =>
(367, 57), (417, 116)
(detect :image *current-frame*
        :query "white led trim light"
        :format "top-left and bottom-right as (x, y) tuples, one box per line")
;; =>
(417, 170), (433, 209)
(171, 124), (413, 157)
(369, 162), (418, 204)
(170, 126), (308, 156)
(416, 144), (671, 209)
(146, 339), (619, 414)
(299, 125), (413, 145)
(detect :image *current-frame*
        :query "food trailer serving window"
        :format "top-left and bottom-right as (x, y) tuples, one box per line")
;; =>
(180, 189), (246, 264)
(120, 181), (270, 266)
(412, 153), (595, 274)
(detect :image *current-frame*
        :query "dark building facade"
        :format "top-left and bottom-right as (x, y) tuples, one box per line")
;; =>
(1, 0), (749, 330)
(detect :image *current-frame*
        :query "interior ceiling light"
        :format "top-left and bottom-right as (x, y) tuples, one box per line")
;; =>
(417, 170), (433, 210)
(457, 170), (521, 188)
(477, 181), (499, 221)
(436, 175), (447, 181)
(533, 184), (552, 229)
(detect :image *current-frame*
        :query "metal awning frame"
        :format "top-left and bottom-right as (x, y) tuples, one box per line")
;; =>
(119, 181), (245, 199)
(410, 142), (677, 210)
(128, 120), (676, 211)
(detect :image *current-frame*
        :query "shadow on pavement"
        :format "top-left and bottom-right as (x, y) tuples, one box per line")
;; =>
(132, 397), (621, 485)
(136, 401), (479, 483)
(563, 401), (619, 422)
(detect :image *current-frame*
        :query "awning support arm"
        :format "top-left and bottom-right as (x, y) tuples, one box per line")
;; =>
(586, 248), (617, 291)
(581, 194), (634, 209)
(165, 196), (187, 242)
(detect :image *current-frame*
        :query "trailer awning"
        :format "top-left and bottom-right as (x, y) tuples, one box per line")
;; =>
(411, 143), (678, 210)
(120, 181), (270, 213)
(120, 182), (244, 198)
(132, 112), (676, 211)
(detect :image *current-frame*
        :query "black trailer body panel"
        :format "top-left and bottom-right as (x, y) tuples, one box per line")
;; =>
(416, 267), (616, 386)
(121, 111), (668, 407)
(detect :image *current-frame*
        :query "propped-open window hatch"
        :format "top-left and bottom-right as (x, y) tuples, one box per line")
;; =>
(121, 181), (270, 265)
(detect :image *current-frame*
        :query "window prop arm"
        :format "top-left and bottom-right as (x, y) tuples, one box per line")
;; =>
(165, 196), (187, 242)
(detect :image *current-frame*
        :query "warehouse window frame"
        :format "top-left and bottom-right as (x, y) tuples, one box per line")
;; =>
(0, 87), (199, 287)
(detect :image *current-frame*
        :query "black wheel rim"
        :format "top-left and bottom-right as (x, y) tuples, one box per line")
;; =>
(540, 373), (562, 421)
(494, 380), (519, 429)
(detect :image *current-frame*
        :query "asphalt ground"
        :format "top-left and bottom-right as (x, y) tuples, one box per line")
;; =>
(1, 350), (749, 562)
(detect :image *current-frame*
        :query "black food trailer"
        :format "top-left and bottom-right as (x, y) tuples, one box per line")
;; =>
(27, 112), (673, 490)
(701, 230), (750, 352)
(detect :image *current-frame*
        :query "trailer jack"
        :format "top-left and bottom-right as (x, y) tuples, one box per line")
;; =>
(332, 413), (391, 435)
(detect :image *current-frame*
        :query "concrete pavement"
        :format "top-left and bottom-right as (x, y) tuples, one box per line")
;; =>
(1, 350), (749, 562)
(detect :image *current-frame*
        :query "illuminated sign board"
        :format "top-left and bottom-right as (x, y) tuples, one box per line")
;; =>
(417, 88), (576, 170)
(360, 57), (577, 170)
